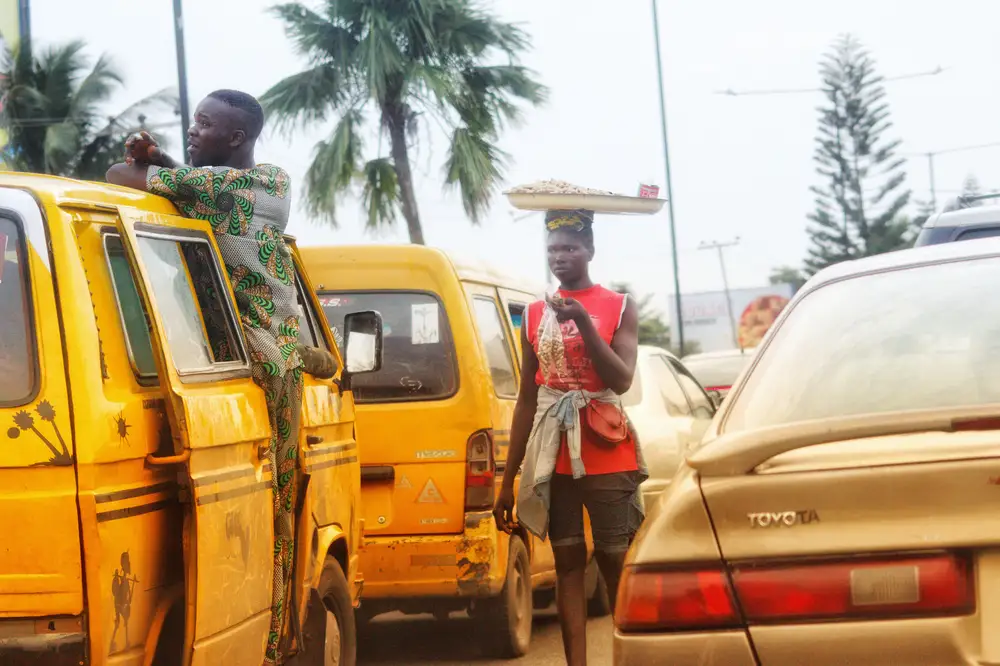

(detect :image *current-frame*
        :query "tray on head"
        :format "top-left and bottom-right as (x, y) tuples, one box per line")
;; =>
(505, 191), (665, 215)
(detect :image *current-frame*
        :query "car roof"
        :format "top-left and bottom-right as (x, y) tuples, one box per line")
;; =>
(806, 235), (1000, 291)
(638, 345), (678, 361)
(682, 348), (755, 362)
(922, 205), (1000, 230)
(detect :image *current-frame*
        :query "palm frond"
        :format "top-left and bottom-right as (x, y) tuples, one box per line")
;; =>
(71, 53), (124, 120)
(261, 64), (354, 136)
(360, 157), (401, 229)
(302, 109), (366, 226)
(272, 3), (360, 63)
(43, 121), (81, 176)
(443, 126), (507, 223)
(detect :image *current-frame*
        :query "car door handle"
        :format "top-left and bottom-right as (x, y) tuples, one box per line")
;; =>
(361, 466), (394, 483)
(307, 435), (325, 446)
(145, 450), (191, 467)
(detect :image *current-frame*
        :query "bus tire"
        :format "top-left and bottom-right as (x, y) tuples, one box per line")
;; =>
(479, 535), (532, 658)
(586, 561), (611, 618)
(310, 556), (357, 666)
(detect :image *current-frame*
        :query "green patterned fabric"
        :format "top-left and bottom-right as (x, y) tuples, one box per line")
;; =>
(147, 164), (303, 665)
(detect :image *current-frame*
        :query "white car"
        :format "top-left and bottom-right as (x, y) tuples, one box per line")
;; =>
(681, 347), (756, 398)
(623, 346), (717, 508)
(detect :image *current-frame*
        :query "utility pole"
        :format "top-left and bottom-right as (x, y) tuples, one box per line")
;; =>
(651, 0), (684, 354)
(699, 238), (741, 350)
(903, 141), (1000, 209)
(17, 0), (30, 46)
(172, 0), (191, 156)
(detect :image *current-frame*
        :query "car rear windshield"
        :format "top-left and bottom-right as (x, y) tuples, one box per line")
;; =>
(725, 255), (1000, 432)
(683, 353), (752, 389)
(0, 217), (36, 406)
(320, 291), (458, 403)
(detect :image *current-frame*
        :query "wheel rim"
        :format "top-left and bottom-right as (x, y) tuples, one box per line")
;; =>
(324, 605), (342, 666)
(511, 554), (532, 642)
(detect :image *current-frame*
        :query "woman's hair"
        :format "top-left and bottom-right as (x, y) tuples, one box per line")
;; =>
(544, 209), (595, 250)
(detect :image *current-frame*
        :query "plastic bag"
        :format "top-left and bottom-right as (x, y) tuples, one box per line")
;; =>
(536, 298), (568, 384)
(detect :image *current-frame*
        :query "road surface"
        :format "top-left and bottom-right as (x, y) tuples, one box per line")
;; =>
(358, 609), (614, 665)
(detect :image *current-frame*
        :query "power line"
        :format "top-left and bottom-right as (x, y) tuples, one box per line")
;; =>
(715, 66), (948, 97)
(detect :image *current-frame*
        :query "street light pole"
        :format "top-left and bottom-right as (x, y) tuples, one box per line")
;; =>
(172, 0), (191, 157)
(699, 238), (741, 350)
(651, 0), (684, 354)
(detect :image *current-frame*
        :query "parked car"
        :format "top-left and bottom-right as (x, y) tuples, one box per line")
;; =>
(681, 348), (756, 398)
(616, 237), (1000, 666)
(622, 346), (717, 508)
(914, 193), (1000, 247)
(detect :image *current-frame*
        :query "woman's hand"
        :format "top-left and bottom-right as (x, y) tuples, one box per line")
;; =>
(493, 486), (516, 534)
(547, 295), (589, 325)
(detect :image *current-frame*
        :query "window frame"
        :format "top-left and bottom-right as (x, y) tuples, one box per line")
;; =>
(293, 268), (329, 352)
(319, 289), (461, 404)
(132, 225), (251, 383)
(472, 295), (519, 400)
(103, 230), (159, 385)
(0, 211), (40, 408)
(668, 357), (716, 419)
(650, 354), (692, 417)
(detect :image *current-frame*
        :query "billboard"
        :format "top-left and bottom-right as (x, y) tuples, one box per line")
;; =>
(667, 283), (794, 353)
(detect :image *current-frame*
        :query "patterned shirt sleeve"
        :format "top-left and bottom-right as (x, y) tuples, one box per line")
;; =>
(146, 165), (229, 212)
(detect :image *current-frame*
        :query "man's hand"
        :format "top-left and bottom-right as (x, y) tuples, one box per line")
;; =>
(547, 295), (589, 325)
(493, 486), (516, 534)
(124, 131), (167, 167)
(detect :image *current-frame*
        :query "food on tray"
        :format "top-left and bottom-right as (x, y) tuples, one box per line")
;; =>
(504, 180), (617, 196)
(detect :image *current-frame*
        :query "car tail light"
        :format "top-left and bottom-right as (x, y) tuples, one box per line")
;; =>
(732, 553), (973, 623)
(615, 566), (740, 632)
(706, 385), (731, 393)
(616, 553), (973, 633)
(464, 429), (495, 510)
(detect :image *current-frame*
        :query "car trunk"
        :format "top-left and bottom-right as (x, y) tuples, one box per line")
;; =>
(696, 428), (1000, 665)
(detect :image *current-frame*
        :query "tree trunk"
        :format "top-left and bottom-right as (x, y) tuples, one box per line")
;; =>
(385, 108), (425, 245)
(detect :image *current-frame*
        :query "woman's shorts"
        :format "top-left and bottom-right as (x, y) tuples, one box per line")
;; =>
(548, 471), (643, 553)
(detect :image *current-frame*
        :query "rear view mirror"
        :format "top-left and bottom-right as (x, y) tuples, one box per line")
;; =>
(343, 310), (383, 375)
(707, 389), (723, 409)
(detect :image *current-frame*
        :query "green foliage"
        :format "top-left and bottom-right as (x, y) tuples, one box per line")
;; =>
(610, 282), (700, 357)
(768, 265), (807, 294)
(0, 40), (178, 180)
(262, 0), (547, 243)
(804, 35), (912, 275)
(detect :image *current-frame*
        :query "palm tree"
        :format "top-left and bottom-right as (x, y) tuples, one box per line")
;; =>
(0, 40), (178, 181)
(262, 0), (547, 244)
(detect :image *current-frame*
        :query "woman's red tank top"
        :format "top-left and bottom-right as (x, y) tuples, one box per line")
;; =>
(526, 284), (638, 476)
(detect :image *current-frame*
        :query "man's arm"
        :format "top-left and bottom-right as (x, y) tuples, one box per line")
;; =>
(576, 296), (639, 395)
(106, 162), (153, 192)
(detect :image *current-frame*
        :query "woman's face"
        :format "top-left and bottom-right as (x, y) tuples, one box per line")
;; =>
(547, 229), (592, 284)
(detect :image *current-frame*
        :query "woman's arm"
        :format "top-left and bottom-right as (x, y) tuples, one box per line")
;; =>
(570, 296), (639, 394)
(494, 323), (540, 533)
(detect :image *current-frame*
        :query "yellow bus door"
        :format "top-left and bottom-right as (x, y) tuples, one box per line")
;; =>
(114, 210), (275, 666)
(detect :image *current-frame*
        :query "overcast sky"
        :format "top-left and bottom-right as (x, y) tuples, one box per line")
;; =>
(32, 0), (1000, 313)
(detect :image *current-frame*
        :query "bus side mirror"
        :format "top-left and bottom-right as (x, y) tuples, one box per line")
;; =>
(343, 310), (384, 376)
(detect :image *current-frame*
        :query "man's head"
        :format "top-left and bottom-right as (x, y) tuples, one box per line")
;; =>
(545, 209), (595, 285)
(187, 90), (265, 167)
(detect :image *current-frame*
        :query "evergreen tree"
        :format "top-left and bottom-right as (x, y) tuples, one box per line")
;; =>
(804, 35), (912, 275)
(961, 174), (983, 205)
(610, 283), (700, 356)
(768, 265), (806, 294)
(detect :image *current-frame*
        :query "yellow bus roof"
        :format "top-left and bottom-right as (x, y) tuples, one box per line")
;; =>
(298, 243), (544, 297)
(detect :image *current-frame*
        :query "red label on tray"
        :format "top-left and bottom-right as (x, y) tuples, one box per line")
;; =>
(638, 184), (660, 199)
